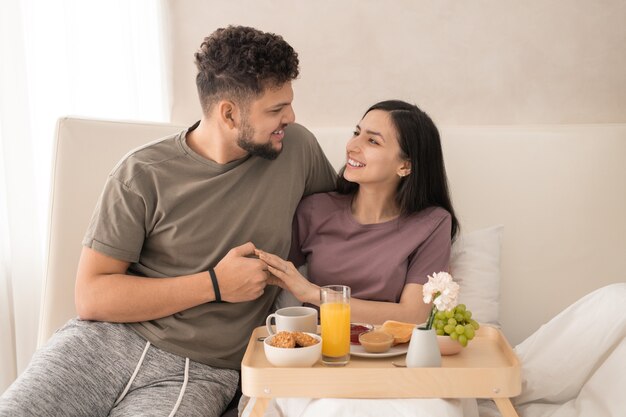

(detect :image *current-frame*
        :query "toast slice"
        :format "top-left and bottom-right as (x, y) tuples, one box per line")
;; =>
(381, 320), (416, 345)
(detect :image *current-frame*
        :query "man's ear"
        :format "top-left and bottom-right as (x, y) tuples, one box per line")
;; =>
(397, 160), (411, 178)
(218, 100), (237, 129)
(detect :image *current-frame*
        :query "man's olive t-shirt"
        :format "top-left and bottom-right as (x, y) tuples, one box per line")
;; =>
(82, 122), (337, 369)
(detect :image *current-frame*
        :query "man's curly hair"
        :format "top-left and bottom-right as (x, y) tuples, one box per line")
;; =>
(195, 26), (299, 113)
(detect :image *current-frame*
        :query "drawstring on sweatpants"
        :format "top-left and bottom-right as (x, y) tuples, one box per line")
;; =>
(114, 341), (151, 406)
(113, 340), (190, 416)
(168, 357), (190, 417)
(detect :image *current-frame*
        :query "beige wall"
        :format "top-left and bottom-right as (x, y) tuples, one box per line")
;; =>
(166, 0), (626, 127)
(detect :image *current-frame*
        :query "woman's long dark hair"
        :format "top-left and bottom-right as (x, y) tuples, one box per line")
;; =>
(336, 100), (459, 239)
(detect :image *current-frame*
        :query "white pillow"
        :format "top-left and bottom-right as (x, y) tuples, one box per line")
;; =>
(450, 225), (503, 326)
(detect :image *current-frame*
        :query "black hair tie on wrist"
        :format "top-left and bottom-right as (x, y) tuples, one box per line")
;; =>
(208, 268), (222, 303)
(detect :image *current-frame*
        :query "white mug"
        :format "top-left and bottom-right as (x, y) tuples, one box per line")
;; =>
(266, 306), (318, 335)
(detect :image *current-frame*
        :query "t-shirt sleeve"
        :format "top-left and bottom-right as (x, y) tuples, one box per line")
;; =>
(406, 213), (452, 285)
(82, 176), (146, 263)
(287, 215), (306, 267)
(302, 132), (337, 196)
(287, 199), (311, 267)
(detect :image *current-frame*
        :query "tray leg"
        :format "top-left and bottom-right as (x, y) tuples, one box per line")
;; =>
(493, 398), (519, 417)
(249, 397), (270, 417)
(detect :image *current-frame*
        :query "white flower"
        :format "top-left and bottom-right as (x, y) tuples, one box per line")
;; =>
(423, 272), (460, 312)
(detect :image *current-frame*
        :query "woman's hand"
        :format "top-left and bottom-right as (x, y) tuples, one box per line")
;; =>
(255, 249), (320, 305)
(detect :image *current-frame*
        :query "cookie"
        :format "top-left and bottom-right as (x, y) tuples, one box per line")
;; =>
(293, 332), (319, 347)
(269, 331), (296, 348)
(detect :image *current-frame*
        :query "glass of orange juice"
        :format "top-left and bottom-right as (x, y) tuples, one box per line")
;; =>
(320, 285), (351, 366)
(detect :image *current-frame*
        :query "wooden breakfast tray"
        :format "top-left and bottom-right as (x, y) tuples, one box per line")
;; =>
(241, 325), (521, 417)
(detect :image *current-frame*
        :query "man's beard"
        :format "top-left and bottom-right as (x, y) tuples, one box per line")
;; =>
(236, 120), (282, 160)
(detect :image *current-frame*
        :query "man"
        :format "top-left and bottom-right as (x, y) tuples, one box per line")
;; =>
(0, 26), (336, 417)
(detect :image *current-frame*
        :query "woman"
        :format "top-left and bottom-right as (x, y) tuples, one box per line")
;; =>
(242, 100), (477, 417)
(260, 99), (459, 324)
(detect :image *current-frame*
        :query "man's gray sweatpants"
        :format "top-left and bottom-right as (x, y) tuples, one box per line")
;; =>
(0, 319), (239, 417)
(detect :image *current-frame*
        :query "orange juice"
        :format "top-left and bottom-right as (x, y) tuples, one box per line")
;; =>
(321, 302), (351, 357)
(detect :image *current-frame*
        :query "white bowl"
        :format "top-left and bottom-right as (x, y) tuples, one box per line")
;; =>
(358, 330), (394, 353)
(264, 332), (322, 367)
(437, 335), (463, 355)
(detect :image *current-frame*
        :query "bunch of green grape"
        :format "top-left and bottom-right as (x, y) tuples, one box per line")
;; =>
(433, 304), (480, 347)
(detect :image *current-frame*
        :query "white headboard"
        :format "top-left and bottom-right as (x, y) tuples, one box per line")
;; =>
(312, 125), (626, 345)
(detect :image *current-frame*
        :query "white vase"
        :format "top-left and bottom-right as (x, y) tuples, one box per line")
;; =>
(406, 327), (442, 367)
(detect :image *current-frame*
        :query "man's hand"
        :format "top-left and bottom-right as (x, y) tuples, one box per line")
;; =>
(214, 242), (269, 302)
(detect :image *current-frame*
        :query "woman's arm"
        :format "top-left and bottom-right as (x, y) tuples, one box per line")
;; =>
(257, 249), (431, 325)
(349, 283), (430, 324)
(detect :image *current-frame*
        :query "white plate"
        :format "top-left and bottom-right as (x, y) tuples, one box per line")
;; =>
(350, 343), (409, 358)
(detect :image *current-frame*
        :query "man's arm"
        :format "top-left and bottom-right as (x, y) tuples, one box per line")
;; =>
(75, 242), (269, 323)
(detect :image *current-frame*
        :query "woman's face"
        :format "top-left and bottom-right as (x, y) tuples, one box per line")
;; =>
(343, 109), (410, 188)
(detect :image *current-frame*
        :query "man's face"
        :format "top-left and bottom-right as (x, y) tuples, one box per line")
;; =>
(236, 82), (295, 160)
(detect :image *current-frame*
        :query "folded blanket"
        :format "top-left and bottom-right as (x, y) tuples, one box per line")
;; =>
(481, 283), (626, 417)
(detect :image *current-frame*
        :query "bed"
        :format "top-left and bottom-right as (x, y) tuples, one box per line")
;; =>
(39, 117), (626, 416)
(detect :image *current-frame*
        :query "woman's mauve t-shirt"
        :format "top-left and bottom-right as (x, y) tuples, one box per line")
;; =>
(289, 192), (452, 303)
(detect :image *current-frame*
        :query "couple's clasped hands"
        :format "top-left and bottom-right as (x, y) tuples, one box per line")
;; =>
(255, 248), (320, 305)
(213, 242), (317, 304)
